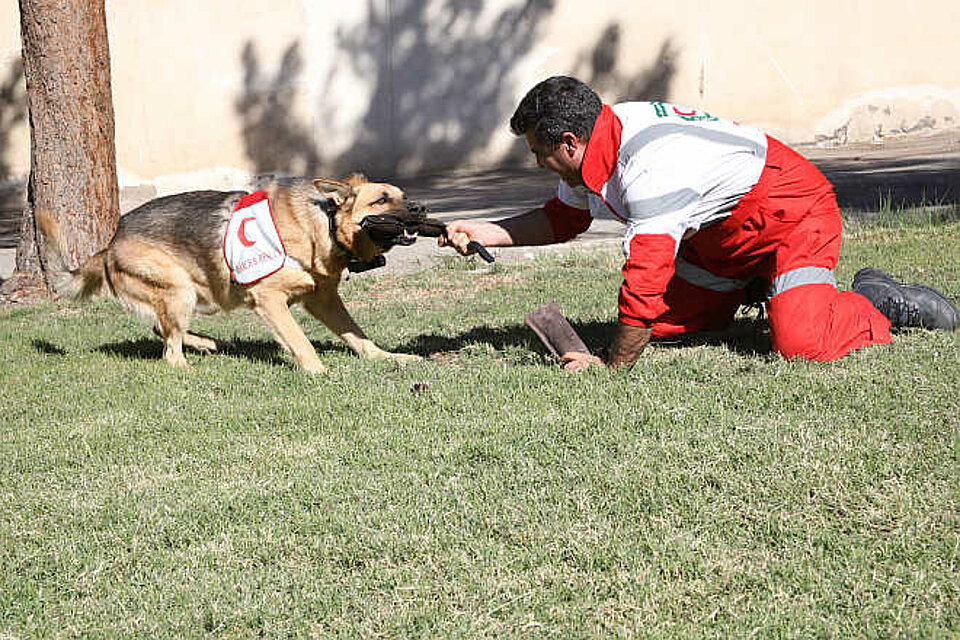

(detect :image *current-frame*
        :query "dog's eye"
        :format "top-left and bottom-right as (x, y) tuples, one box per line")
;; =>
(373, 195), (391, 206)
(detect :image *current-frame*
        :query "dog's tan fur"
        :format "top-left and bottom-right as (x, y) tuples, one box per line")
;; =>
(40, 176), (421, 373)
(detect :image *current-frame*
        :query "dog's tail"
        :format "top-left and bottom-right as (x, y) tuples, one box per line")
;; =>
(36, 212), (111, 300)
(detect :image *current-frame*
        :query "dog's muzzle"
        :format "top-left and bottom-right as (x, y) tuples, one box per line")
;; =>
(360, 200), (434, 249)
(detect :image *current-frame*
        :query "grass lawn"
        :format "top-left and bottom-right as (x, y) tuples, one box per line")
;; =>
(1, 220), (958, 638)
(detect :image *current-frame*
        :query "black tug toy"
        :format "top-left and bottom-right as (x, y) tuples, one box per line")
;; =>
(360, 213), (496, 265)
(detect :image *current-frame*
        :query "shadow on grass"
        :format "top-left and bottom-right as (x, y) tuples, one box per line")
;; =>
(400, 318), (773, 359)
(89, 336), (353, 368)
(48, 316), (772, 369)
(647, 319), (773, 357)
(400, 323), (542, 356)
(31, 339), (68, 356)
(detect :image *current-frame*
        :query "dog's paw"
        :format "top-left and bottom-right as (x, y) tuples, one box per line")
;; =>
(165, 356), (192, 369)
(300, 360), (328, 374)
(387, 352), (422, 366)
(186, 338), (218, 354)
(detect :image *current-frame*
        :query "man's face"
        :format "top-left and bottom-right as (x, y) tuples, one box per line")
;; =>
(525, 131), (585, 188)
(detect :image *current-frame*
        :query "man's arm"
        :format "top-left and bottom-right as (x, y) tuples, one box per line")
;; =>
(441, 207), (556, 254)
(606, 322), (652, 368)
(441, 195), (594, 255)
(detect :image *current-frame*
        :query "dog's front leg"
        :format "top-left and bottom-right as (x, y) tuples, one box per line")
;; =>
(251, 292), (327, 373)
(302, 289), (421, 364)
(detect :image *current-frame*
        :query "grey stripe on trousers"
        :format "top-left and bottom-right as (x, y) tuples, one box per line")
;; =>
(674, 257), (749, 292)
(768, 267), (837, 299)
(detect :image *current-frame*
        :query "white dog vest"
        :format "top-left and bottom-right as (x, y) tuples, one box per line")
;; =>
(223, 191), (292, 284)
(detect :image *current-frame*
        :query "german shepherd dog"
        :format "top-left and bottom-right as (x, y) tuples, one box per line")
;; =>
(40, 175), (429, 373)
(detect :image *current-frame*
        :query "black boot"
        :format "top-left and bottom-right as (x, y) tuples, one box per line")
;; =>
(853, 268), (960, 331)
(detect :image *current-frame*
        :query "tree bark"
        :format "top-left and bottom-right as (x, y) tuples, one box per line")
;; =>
(12, 0), (119, 294)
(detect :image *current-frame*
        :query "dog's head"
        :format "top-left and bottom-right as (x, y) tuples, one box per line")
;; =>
(313, 175), (431, 265)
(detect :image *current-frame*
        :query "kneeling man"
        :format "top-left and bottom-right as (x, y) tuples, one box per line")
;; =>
(442, 76), (959, 370)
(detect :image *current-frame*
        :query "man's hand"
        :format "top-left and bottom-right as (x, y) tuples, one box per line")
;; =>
(438, 220), (513, 255)
(559, 323), (651, 372)
(560, 351), (604, 372)
(557, 324), (652, 372)
(439, 208), (559, 256)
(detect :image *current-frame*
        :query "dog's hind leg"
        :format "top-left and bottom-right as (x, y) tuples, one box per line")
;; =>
(107, 241), (206, 369)
(154, 289), (198, 368)
(115, 280), (192, 368)
(152, 326), (220, 353)
(183, 332), (219, 353)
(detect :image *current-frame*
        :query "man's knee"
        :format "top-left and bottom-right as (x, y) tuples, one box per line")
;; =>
(768, 286), (892, 361)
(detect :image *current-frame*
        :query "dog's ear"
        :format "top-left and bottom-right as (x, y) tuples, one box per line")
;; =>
(341, 173), (368, 187)
(313, 179), (353, 207)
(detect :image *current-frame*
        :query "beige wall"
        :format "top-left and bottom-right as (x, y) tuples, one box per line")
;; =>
(2, 0), (959, 197)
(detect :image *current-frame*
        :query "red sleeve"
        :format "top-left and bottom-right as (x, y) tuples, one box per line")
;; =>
(618, 234), (677, 326)
(543, 197), (592, 243)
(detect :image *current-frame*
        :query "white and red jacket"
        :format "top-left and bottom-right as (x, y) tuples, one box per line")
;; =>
(545, 102), (769, 326)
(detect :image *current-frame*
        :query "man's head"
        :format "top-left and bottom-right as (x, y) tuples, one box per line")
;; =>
(510, 76), (602, 187)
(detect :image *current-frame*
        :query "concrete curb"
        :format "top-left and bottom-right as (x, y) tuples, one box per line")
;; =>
(0, 248), (13, 282)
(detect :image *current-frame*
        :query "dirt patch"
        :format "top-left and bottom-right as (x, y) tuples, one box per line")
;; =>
(0, 271), (48, 307)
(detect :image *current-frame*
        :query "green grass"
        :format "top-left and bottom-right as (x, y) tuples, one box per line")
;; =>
(845, 194), (960, 232)
(1, 221), (959, 638)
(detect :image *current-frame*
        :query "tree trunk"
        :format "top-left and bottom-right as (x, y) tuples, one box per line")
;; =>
(10, 0), (119, 296)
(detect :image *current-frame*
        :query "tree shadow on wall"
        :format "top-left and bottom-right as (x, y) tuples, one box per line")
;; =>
(0, 58), (25, 179)
(0, 58), (26, 251)
(235, 1), (557, 179)
(327, 0), (556, 178)
(575, 24), (678, 104)
(234, 8), (686, 181)
(235, 41), (321, 177)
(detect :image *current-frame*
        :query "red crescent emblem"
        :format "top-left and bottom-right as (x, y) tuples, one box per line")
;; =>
(237, 216), (257, 247)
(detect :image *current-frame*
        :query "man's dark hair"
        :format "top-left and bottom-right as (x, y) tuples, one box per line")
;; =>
(510, 76), (602, 147)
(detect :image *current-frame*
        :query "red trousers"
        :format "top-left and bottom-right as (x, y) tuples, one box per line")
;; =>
(651, 137), (891, 361)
